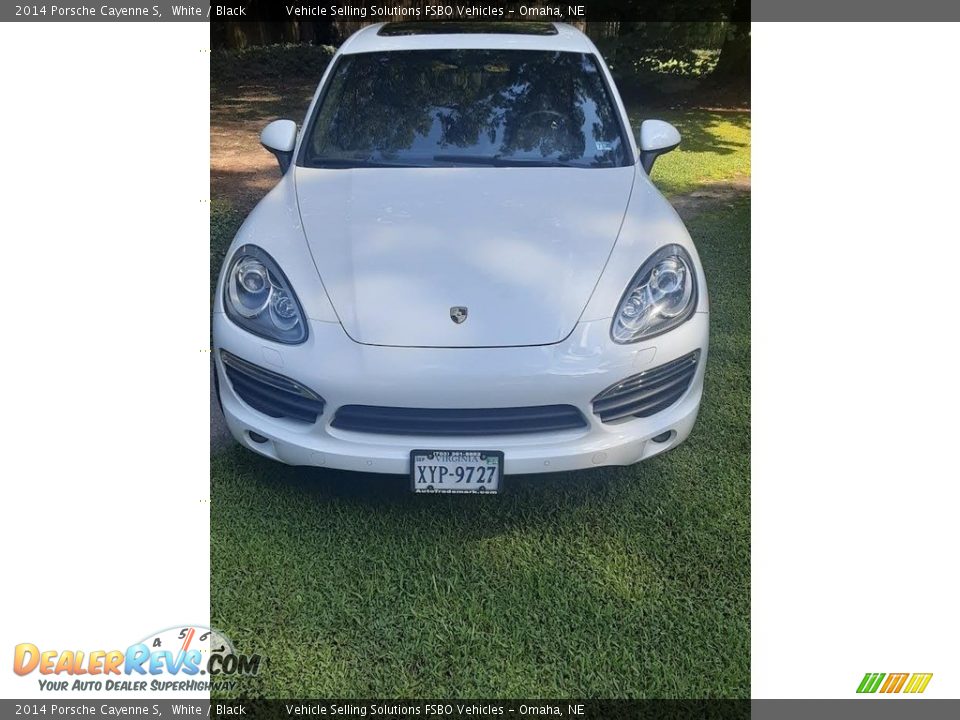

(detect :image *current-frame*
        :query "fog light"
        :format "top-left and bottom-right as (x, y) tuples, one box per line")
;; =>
(248, 431), (268, 444)
(651, 431), (672, 443)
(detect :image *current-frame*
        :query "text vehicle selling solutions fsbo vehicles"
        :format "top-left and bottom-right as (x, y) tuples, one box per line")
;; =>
(213, 22), (710, 494)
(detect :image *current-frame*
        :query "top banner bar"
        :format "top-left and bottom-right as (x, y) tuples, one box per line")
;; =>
(5, 0), (960, 22)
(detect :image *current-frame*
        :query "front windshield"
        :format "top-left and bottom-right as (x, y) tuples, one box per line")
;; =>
(300, 49), (631, 169)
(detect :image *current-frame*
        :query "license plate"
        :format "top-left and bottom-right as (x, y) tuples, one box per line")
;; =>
(410, 450), (503, 494)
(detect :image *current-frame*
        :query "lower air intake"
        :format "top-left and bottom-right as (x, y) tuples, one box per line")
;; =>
(220, 350), (325, 424)
(592, 350), (700, 422)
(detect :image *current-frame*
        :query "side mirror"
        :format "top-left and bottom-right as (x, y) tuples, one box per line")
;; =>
(639, 119), (681, 174)
(260, 119), (297, 174)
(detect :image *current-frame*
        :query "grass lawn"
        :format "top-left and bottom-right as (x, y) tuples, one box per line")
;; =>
(633, 107), (750, 197)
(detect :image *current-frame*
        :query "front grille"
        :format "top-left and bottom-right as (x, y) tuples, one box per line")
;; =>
(220, 350), (325, 424)
(331, 405), (587, 436)
(592, 350), (700, 423)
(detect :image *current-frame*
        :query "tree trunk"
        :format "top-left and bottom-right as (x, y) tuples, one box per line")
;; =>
(712, 0), (750, 84)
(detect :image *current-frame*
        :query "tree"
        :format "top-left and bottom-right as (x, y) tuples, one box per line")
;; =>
(712, 0), (750, 83)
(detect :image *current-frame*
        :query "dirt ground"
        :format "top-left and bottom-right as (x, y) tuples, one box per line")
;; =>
(211, 79), (318, 212)
(670, 176), (751, 220)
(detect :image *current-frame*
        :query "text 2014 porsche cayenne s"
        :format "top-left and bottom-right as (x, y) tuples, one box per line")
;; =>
(213, 22), (709, 493)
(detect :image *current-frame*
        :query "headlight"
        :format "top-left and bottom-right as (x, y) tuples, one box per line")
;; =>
(612, 244), (697, 343)
(224, 245), (307, 344)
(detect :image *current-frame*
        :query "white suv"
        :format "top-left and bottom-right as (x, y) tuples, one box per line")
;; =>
(213, 22), (708, 493)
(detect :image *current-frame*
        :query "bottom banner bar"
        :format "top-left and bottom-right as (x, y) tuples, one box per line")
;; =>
(2, 699), (958, 719)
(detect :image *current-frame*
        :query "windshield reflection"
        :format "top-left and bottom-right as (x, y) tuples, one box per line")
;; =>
(302, 49), (629, 169)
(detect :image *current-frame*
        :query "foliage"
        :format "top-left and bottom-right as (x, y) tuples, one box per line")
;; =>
(603, 45), (720, 78)
(210, 43), (336, 85)
(591, 23), (739, 98)
(209, 21), (749, 95)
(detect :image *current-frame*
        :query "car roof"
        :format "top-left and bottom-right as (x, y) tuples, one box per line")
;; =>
(338, 22), (598, 55)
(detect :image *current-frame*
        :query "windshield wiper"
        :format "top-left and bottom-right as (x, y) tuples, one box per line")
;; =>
(433, 154), (586, 168)
(310, 157), (426, 169)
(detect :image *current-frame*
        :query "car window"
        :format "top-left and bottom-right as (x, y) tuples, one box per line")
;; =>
(300, 49), (631, 169)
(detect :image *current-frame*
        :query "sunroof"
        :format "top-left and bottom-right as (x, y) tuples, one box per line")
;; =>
(378, 22), (559, 37)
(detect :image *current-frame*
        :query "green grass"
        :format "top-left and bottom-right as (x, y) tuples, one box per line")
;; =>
(630, 107), (751, 197)
(211, 198), (242, 298)
(209, 196), (750, 698)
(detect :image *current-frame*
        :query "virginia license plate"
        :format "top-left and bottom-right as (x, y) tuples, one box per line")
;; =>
(410, 450), (503, 494)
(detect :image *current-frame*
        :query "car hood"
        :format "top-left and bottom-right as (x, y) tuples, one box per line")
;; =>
(294, 166), (635, 347)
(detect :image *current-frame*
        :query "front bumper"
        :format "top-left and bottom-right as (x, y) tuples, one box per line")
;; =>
(212, 312), (709, 476)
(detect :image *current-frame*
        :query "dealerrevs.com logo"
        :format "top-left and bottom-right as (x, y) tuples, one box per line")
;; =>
(857, 672), (933, 694)
(13, 625), (261, 693)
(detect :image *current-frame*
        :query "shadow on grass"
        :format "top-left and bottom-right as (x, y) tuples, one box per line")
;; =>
(668, 111), (750, 157)
(634, 108), (751, 159)
(214, 443), (641, 536)
(632, 107), (751, 197)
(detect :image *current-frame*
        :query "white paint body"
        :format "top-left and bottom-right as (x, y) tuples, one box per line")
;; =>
(212, 23), (709, 476)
